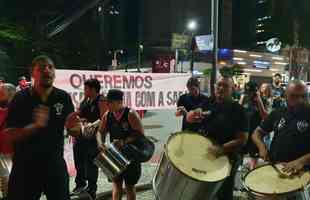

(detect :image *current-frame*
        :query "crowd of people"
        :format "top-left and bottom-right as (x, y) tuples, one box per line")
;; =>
(0, 55), (146, 200)
(176, 75), (310, 200)
(0, 54), (309, 200)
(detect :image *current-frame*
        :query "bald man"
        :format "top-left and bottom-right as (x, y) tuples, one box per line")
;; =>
(252, 80), (310, 174)
(187, 77), (248, 200)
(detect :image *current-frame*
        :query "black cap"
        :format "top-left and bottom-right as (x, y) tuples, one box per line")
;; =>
(18, 76), (26, 81)
(107, 89), (123, 101)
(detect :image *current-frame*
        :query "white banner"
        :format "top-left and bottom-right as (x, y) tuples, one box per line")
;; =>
(55, 70), (191, 110)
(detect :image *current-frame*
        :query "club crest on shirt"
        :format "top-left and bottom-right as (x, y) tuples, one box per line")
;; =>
(297, 120), (309, 133)
(122, 122), (129, 131)
(277, 118), (286, 130)
(54, 103), (64, 116)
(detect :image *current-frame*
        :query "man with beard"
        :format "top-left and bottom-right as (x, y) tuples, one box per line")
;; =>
(186, 77), (248, 200)
(252, 80), (310, 174)
(5, 55), (82, 200)
(272, 73), (285, 109)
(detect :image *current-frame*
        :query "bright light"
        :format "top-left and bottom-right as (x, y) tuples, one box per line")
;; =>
(187, 20), (197, 31)
(272, 57), (284, 61)
(219, 61), (227, 65)
(249, 54), (263, 58)
(233, 57), (244, 61)
(243, 69), (263, 73)
(237, 62), (247, 65)
(274, 62), (288, 65)
(233, 49), (247, 53)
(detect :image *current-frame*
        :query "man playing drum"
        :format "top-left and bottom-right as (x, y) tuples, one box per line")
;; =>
(96, 89), (144, 200)
(252, 80), (310, 175)
(186, 77), (248, 200)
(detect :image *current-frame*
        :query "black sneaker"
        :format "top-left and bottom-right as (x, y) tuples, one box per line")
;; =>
(87, 191), (96, 200)
(71, 185), (87, 194)
(86, 187), (97, 200)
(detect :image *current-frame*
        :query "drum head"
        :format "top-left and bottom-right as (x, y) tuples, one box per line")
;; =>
(166, 132), (231, 182)
(244, 164), (310, 195)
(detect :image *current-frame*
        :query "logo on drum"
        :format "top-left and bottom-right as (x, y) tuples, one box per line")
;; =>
(297, 120), (309, 133)
(54, 103), (64, 116)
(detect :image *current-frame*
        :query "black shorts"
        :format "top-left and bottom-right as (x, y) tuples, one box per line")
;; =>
(111, 162), (141, 186)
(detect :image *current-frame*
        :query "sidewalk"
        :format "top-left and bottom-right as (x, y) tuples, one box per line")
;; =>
(72, 163), (157, 200)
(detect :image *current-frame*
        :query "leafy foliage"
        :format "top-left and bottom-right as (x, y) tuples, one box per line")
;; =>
(0, 20), (29, 42)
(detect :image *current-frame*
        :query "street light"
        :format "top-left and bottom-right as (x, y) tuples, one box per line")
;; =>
(187, 20), (197, 31)
(137, 44), (143, 72)
(187, 20), (197, 74)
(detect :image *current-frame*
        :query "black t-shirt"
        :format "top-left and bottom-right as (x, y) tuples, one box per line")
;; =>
(79, 95), (101, 123)
(177, 93), (208, 132)
(272, 85), (285, 109)
(78, 95), (101, 144)
(201, 99), (247, 146)
(242, 95), (269, 155)
(260, 107), (310, 162)
(7, 87), (74, 162)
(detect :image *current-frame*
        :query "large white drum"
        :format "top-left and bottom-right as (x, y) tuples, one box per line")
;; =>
(244, 164), (310, 200)
(153, 132), (232, 200)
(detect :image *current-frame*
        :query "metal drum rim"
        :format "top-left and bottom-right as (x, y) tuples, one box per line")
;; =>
(164, 131), (231, 183)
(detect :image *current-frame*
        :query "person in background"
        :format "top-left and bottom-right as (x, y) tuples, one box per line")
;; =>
(272, 73), (285, 109)
(252, 80), (310, 175)
(16, 76), (30, 92)
(259, 83), (274, 151)
(232, 83), (242, 101)
(239, 81), (269, 157)
(5, 55), (82, 200)
(259, 83), (273, 113)
(72, 79), (102, 199)
(0, 84), (16, 199)
(176, 77), (208, 132)
(0, 78), (5, 86)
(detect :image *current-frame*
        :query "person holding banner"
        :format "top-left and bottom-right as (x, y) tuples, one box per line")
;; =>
(5, 55), (82, 200)
(96, 89), (144, 200)
(72, 79), (102, 199)
(186, 77), (248, 200)
(176, 76), (208, 132)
